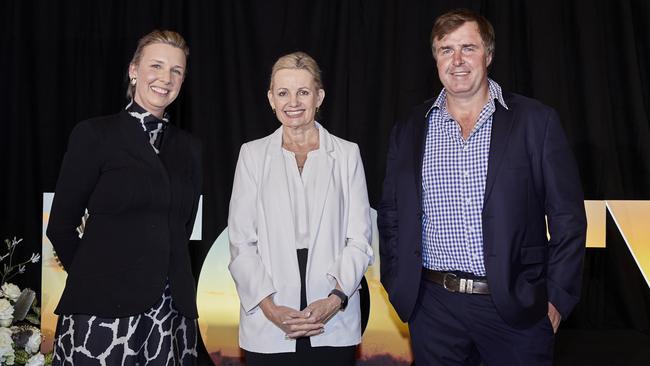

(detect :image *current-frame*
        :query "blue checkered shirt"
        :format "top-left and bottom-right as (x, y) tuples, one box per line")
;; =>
(421, 79), (508, 276)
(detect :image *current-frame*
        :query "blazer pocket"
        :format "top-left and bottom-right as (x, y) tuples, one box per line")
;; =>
(520, 245), (547, 264)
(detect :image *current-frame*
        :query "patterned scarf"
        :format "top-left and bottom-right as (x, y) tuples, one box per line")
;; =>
(125, 100), (169, 154)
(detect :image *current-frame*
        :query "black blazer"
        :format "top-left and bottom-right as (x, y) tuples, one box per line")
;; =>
(47, 110), (202, 319)
(378, 92), (587, 328)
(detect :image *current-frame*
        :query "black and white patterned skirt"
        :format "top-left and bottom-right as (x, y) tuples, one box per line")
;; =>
(53, 283), (197, 365)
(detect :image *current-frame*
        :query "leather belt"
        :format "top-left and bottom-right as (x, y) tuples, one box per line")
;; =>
(422, 268), (490, 295)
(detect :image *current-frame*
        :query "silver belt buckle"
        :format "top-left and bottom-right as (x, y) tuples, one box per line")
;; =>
(442, 273), (457, 292)
(459, 279), (474, 294)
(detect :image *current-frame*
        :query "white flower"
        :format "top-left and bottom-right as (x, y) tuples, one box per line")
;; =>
(0, 344), (14, 365)
(0, 328), (11, 343)
(0, 328), (15, 365)
(11, 237), (22, 247)
(1, 283), (21, 302)
(0, 299), (14, 327)
(29, 253), (41, 264)
(25, 328), (41, 354)
(25, 352), (44, 366)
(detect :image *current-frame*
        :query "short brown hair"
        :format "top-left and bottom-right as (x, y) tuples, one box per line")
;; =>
(269, 51), (323, 90)
(430, 9), (495, 60)
(126, 30), (189, 99)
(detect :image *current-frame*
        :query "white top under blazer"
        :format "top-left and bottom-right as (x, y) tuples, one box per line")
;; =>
(282, 146), (313, 249)
(228, 124), (374, 353)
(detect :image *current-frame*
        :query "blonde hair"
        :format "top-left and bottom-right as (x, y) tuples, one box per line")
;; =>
(269, 51), (323, 90)
(126, 30), (189, 99)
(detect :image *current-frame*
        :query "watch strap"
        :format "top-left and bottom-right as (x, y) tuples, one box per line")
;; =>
(329, 288), (348, 310)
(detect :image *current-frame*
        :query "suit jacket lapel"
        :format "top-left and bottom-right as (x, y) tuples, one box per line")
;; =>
(308, 126), (334, 251)
(263, 128), (297, 243)
(117, 111), (163, 170)
(262, 127), (301, 286)
(414, 102), (432, 205)
(484, 101), (514, 205)
(157, 125), (178, 181)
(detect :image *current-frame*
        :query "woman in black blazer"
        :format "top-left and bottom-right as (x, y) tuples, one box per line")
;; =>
(47, 30), (201, 365)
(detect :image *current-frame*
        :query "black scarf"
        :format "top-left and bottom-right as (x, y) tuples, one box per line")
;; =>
(125, 100), (169, 154)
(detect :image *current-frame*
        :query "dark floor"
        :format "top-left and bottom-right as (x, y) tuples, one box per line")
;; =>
(554, 329), (650, 366)
(197, 329), (650, 365)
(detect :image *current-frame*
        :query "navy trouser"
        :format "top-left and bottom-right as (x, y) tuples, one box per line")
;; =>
(409, 278), (554, 366)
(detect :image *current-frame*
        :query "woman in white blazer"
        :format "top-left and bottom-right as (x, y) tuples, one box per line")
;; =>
(228, 52), (373, 366)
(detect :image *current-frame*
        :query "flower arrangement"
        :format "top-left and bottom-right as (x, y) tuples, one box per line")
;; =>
(0, 237), (51, 366)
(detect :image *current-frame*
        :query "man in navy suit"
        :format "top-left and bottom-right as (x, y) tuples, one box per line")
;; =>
(378, 9), (587, 365)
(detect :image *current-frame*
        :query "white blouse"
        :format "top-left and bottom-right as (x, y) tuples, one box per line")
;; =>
(281, 146), (321, 249)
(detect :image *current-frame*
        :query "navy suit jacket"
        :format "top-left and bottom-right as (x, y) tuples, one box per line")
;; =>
(378, 92), (587, 328)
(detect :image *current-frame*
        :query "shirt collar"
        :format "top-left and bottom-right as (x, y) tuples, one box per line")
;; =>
(425, 78), (509, 117)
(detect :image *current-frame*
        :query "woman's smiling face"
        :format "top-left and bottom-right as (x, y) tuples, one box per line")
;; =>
(267, 68), (324, 129)
(129, 43), (186, 118)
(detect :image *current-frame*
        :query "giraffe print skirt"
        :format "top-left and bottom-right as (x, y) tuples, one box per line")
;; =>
(52, 283), (197, 366)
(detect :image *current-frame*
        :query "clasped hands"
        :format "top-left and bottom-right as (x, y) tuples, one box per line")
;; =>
(259, 295), (342, 339)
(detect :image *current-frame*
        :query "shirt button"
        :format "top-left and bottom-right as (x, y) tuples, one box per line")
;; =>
(465, 198), (471, 204)
(414, 250), (421, 257)
(464, 170), (470, 178)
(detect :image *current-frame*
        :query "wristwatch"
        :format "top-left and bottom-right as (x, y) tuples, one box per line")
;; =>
(328, 288), (348, 310)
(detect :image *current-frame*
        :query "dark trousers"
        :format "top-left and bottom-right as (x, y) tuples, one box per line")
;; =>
(244, 249), (356, 366)
(409, 278), (554, 366)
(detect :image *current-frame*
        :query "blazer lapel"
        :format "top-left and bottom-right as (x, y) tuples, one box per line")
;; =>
(483, 102), (514, 205)
(414, 103), (432, 204)
(157, 125), (178, 181)
(263, 127), (297, 241)
(307, 126), (334, 251)
(262, 128), (301, 286)
(117, 111), (163, 170)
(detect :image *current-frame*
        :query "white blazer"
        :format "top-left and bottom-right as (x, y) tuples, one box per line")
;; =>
(228, 124), (373, 353)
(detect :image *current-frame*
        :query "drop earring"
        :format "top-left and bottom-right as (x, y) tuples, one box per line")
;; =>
(130, 78), (137, 86)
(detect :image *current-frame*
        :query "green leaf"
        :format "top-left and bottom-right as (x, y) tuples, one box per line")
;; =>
(45, 352), (54, 365)
(14, 349), (30, 364)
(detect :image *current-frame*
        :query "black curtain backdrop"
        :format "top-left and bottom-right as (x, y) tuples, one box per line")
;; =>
(2, 0), (650, 363)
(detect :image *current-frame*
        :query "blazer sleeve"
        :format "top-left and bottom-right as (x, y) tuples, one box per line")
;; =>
(228, 143), (276, 313)
(46, 121), (101, 271)
(542, 110), (587, 318)
(377, 122), (400, 295)
(326, 144), (374, 297)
